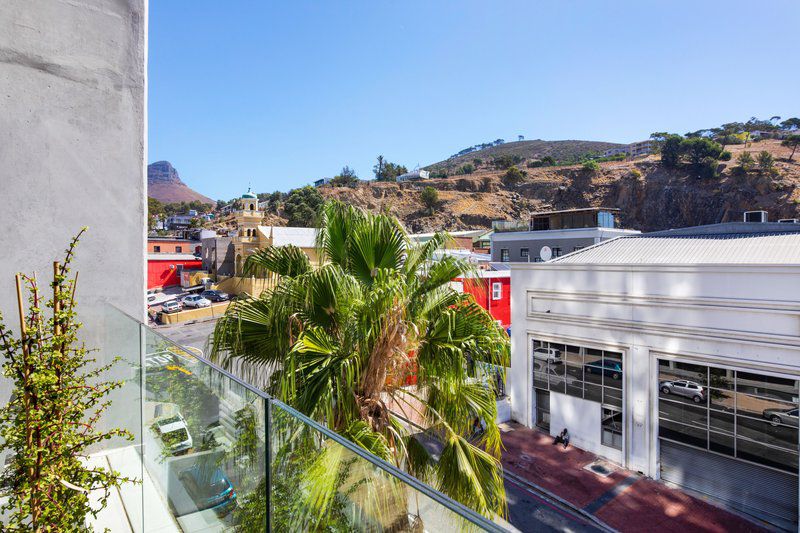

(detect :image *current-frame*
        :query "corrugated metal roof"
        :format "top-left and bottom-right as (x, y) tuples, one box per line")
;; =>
(549, 232), (800, 264)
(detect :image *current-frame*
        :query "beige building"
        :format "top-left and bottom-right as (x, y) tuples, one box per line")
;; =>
(214, 189), (319, 296)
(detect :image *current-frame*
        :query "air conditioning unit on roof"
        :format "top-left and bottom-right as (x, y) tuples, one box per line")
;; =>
(743, 211), (768, 223)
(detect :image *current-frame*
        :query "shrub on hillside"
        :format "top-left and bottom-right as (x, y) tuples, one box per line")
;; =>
(698, 157), (719, 180)
(493, 154), (522, 170)
(582, 160), (600, 172)
(719, 150), (732, 161)
(421, 186), (439, 214)
(501, 166), (525, 186)
(757, 151), (775, 173)
(456, 163), (474, 175)
(736, 152), (755, 174)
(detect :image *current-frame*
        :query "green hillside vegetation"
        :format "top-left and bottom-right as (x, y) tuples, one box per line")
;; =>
(425, 139), (625, 173)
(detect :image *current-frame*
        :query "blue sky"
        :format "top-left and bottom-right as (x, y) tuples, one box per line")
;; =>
(148, 1), (800, 200)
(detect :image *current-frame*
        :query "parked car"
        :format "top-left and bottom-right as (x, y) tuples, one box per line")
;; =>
(533, 347), (562, 364)
(201, 290), (230, 302)
(178, 464), (238, 516)
(660, 380), (705, 403)
(584, 360), (622, 380)
(183, 294), (211, 308)
(153, 413), (193, 455)
(147, 294), (157, 308)
(161, 300), (183, 313)
(763, 407), (799, 427)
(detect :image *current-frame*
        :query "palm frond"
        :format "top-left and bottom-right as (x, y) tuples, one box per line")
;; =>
(244, 244), (312, 278)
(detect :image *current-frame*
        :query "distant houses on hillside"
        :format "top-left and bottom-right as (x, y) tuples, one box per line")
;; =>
(602, 139), (654, 159)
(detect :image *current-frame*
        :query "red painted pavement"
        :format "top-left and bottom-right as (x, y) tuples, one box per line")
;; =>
(500, 422), (766, 532)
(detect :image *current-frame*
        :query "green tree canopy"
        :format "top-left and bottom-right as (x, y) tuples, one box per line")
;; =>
(781, 134), (800, 161)
(282, 186), (324, 227)
(212, 202), (509, 521)
(331, 166), (359, 187)
(420, 186), (439, 214)
(660, 134), (684, 168)
(373, 156), (408, 182)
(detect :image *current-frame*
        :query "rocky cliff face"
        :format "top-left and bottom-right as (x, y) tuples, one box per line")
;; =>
(313, 140), (800, 233)
(147, 161), (214, 204)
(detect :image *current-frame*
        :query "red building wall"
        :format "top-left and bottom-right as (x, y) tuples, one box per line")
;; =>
(456, 274), (511, 328)
(147, 259), (202, 290)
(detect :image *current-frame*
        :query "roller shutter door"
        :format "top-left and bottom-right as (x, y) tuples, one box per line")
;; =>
(660, 440), (797, 530)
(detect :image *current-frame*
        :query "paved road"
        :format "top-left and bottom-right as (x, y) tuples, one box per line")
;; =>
(155, 317), (218, 357)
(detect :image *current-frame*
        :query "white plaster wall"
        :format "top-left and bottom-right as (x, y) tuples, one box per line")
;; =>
(0, 0), (147, 439)
(510, 261), (800, 476)
(509, 268), (531, 425)
(549, 391), (623, 464)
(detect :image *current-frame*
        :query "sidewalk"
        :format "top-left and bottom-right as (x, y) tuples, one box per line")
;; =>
(500, 423), (767, 533)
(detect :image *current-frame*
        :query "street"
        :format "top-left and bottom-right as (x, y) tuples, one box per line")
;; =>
(155, 317), (218, 357)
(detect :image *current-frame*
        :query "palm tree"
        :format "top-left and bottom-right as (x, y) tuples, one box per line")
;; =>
(212, 201), (509, 524)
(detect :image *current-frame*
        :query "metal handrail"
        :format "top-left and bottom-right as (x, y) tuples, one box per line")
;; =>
(129, 306), (506, 532)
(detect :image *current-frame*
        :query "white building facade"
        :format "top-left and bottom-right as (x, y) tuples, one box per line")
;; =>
(508, 225), (800, 530)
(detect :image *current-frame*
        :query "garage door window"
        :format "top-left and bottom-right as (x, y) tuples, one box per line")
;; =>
(532, 339), (624, 448)
(532, 340), (623, 406)
(658, 359), (799, 472)
(602, 407), (623, 449)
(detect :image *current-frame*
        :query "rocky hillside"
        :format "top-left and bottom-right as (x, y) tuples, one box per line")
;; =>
(315, 139), (800, 233)
(426, 139), (624, 172)
(148, 161), (214, 205)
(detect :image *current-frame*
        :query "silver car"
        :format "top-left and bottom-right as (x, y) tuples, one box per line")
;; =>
(660, 380), (705, 403)
(763, 407), (799, 427)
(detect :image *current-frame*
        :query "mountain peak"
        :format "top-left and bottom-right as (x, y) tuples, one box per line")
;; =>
(147, 161), (183, 185)
(147, 161), (214, 204)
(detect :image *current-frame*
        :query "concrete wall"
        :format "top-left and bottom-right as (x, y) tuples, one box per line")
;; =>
(0, 0), (147, 434)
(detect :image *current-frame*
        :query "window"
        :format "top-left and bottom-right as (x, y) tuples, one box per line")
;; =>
(491, 282), (502, 300)
(552, 247), (562, 258)
(573, 246), (584, 252)
(532, 340), (623, 408)
(532, 217), (550, 231)
(658, 359), (800, 472)
(597, 211), (615, 228)
(602, 408), (623, 449)
(500, 249), (509, 262)
(520, 248), (529, 260)
(175, 246), (182, 253)
(153, 245), (161, 253)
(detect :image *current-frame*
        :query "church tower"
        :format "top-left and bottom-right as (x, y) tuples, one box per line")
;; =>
(234, 187), (262, 274)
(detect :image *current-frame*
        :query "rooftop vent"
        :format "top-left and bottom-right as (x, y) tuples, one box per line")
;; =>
(744, 210), (768, 223)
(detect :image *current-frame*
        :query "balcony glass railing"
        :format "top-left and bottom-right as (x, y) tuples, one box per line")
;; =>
(92, 306), (505, 532)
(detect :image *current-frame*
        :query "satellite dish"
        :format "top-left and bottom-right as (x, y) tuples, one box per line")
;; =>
(540, 246), (552, 261)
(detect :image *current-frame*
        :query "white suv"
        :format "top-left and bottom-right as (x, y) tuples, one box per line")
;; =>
(533, 347), (562, 364)
(154, 414), (193, 455)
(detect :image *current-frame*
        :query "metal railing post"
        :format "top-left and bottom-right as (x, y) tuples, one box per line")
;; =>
(265, 399), (272, 533)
